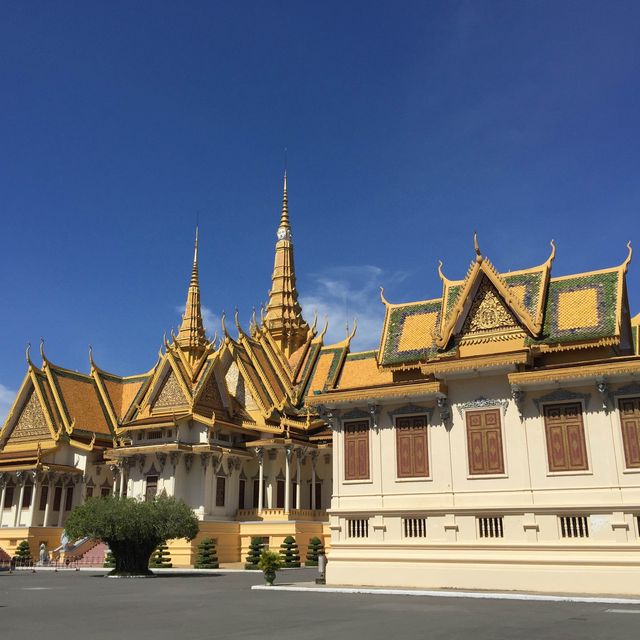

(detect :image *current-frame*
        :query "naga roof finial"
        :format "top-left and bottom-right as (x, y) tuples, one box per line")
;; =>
(473, 231), (482, 261)
(622, 241), (633, 272)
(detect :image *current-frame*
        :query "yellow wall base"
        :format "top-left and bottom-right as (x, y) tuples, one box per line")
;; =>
(0, 527), (63, 560)
(326, 545), (640, 596)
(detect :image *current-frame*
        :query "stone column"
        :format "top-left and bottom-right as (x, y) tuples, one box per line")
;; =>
(284, 446), (292, 514)
(57, 480), (67, 528)
(110, 464), (120, 495)
(310, 451), (318, 511)
(43, 475), (55, 527)
(0, 476), (7, 527)
(14, 472), (26, 527)
(295, 450), (302, 510)
(202, 453), (213, 515)
(256, 448), (264, 514)
(25, 472), (39, 527)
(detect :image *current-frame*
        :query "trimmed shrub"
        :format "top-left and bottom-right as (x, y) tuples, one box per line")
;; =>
(149, 542), (172, 568)
(279, 536), (300, 568)
(194, 537), (219, 569)
(14, 540), (32, 565)
(245, 537), (264, 570)
(305, 536), (324, 567)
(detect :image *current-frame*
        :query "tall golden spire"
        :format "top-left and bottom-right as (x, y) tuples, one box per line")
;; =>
(265, 172), (309, 358)
(175, 227), (208, 360)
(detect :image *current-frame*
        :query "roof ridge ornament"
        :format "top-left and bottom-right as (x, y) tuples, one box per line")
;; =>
(473, 231), (482, 262)
(380, 287), (390, 306)
(26, 342), (34, 368)
(40, 337), (47, 365)
(622, 241), (633, 272)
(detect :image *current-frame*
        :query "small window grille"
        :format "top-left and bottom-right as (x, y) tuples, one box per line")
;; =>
(478, 516), (504, 538)
(147, 430), (163, 440)
(403, 518), (427, 538)
(559, 516), (589, 538)
(347, 518), (369, 538)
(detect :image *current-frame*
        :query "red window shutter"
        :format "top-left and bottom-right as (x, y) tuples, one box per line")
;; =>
(344, 421), (370, 480)
(466, 409), (504, 475)
(544, 403), (588, 472)
(620, 398), (640, 468)
(396, 416), (429, 478)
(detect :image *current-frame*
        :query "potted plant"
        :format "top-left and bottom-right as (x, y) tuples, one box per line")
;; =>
(257, 550), (283, 586)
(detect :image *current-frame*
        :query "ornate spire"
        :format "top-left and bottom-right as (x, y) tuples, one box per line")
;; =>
(278, 172), (291, 235)
(175, 227), (208, 360)
(265, 172), (309, 358)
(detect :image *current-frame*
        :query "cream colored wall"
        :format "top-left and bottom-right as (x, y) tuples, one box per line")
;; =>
(327, 376), (640, 593)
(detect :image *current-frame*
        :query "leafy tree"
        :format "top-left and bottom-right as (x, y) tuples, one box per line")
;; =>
(149, 542), (172, 568)
(279, 535), (300, 568)
(194, 537), (219, 569)
(14, 540), (32, 565)
(65, 494), (198, 576)
(305, 536), (324, 567)
(245, 537), (264, 570)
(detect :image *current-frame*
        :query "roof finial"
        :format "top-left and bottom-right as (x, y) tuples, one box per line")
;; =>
(473, 231), (482, 261)
(438, 260), (447, 282)
(40, 337), (46, 363)
(26, 343), (33, 368)
(380, 286), (390, 306)
(278, 170), (290, 233)
(622, 241), (633, 272)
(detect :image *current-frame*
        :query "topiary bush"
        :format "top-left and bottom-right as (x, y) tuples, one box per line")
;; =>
(194, 537), (219, 569)
(305, 536), (324, 567)
(279, 536), (300, 568)
(14, 540), (32, 566)
(245, 537), (264, 570)
(149, 542), (172, 568)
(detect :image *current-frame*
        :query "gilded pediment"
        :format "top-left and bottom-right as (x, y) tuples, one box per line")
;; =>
(151, 370), (189, 410)
(458, 277), (525, 344)
(6, 388), (52, 443)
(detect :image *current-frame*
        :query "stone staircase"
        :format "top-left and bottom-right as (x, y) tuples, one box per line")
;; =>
(74, 541), (108, 566)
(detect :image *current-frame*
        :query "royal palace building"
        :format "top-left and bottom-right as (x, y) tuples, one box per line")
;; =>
(309, 235), (640, 595)
(2, 179), (640, 595)
(0, 176), (338, 565)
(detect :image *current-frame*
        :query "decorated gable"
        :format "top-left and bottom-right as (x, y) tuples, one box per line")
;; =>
(151, 370), (189, 410)
(6, 388), (51, 444)
(459, 276), (523, 343)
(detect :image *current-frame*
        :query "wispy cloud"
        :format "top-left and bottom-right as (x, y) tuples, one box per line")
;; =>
(0, 383), (16, 425)
(300, 265), (408, 351)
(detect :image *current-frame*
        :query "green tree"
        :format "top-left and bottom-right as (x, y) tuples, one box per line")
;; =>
(194, 537), (219, 569)
(245, 537), (264, 570)
(65, 495), (198, 576)
(305, 536), (324, 567)
(149, 542), (172, 568)
(14, 540), (32, 565)
(258, 550), (283, 586)
(279, 535), (300, 568)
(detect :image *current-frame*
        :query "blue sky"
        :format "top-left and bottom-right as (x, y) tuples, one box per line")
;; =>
(1, 1), (639, 419)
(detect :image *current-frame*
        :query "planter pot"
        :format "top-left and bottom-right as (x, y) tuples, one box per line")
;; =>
(264, 569), (276, 586)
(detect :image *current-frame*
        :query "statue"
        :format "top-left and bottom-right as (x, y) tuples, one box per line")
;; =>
(39, 543), (49, 566)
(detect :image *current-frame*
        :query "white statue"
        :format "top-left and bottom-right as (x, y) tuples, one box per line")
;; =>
(39, 543), (49, 566)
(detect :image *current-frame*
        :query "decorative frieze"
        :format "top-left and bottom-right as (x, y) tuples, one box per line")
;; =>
(456, 396), (509, 418)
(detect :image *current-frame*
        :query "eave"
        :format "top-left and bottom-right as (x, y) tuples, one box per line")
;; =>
(306, 380), (447, 408)
(508, 357), (640, 390)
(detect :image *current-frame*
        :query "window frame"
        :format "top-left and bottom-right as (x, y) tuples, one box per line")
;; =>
(343, 419), (371, 482)
(394, 413), (431, 480)
(215, 476), (226, 508)
(464, 407), (507, 478)
(541, 401), (591, 475)
(617, 395), (640, 471)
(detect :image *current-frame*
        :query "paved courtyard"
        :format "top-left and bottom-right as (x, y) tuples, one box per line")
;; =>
(1, 568), (638, 640)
